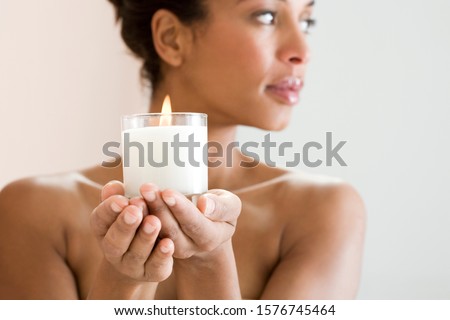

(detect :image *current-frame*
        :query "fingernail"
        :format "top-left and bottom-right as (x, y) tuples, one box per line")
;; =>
(143, 223), (155, 234)
(105, 181), (118, 188)
(110, 202), (122, 213)
(204, 195), (215, 217)
(160, 244), (171, 254)
(143, 191), (156, 202)
(162, 194), (176, 207)
(124, 211), (138, 225)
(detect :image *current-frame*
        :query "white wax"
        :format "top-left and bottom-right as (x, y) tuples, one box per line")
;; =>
(122, 126), (208, 198)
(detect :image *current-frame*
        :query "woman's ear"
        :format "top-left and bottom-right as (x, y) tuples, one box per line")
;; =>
(151, 9), (193, 67)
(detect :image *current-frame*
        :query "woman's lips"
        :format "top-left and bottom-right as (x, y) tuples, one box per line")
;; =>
(265, 77), (303, 105)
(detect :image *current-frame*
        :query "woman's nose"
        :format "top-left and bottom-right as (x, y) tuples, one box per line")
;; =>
(277, 23), (311, 66)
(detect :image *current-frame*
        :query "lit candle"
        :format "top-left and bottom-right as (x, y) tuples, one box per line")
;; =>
(121, 96), (208, 198)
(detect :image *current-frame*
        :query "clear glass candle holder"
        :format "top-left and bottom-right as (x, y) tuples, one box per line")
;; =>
(121, 113), (208, 198)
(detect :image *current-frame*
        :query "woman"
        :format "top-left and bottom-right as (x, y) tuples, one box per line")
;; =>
(0, 0), (366, 299)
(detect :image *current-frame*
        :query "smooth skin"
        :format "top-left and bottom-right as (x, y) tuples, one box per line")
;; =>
(0, 0), (366, 299)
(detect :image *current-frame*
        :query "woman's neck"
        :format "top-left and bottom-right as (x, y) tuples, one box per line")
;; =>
(206, 124), (243, 191)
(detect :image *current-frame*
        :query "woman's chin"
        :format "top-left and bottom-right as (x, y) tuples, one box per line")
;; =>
(264, 121), (290, 131)
(250, 115), (291, 131)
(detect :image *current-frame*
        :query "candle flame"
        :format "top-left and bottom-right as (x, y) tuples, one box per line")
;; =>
(161, 95), (172, 114)
(159, 95), (172, 126)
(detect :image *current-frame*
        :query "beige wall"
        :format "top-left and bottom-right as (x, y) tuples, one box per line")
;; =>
(0, 0), (148, 187)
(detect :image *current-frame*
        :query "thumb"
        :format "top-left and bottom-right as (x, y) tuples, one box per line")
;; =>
(197, 189), (242, 223)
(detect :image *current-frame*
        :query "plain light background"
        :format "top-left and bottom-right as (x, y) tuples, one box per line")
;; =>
(1, 0), (449, 299)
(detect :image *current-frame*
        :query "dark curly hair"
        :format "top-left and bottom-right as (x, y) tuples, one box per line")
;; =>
(108, 0), (208, 90)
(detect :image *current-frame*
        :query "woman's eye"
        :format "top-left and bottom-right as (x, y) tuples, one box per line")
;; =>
(300, 18), (316, 34)
(255, 11), (277, 25)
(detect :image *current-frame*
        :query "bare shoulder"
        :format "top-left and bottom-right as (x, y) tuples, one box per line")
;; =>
(276, 171), (367, 253)
(258, 170), (367, 299)
(0, 172), (100, 222)
(280, 170), (366, 214)
(0, 171), (104, 249)
(0, 172), (101, 298)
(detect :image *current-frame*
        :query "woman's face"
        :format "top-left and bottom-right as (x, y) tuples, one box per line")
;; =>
(175, 0), (315, 130)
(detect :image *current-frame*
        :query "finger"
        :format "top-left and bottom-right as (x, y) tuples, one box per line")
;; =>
(160, 189), (221, 250)
(144, 238), (174, 282)
(129, 196), (149, 217)
(122, 215), (161, 269)
(101, 180), (125, 201)
(140, 183), (189, 243)
(91, 194), (130, 239)
(196, 189), (242, 225)
(102, 205), (143, 264)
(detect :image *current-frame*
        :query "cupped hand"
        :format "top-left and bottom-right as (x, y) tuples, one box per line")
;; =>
(139, 183), (242, 260)
(90, 181), (175, 283)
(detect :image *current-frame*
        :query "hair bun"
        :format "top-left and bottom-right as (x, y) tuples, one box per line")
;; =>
(109, 0), (123, 7)
(108, 0), (124, 20)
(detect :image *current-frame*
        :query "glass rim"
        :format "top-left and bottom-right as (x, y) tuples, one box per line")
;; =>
(122, 112), (208, 120)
